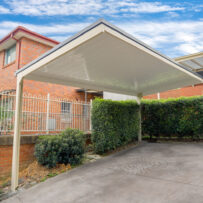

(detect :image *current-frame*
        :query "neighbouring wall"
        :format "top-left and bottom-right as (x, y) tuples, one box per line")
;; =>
(144, 84), (203, 99)
(0, 133), (91, 178)
(0, 136), (37, 178)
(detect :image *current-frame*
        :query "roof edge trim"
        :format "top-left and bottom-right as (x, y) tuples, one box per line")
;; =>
(0, 26), (59, 47)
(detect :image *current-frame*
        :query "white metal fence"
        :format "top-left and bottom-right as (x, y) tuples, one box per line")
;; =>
(0, 92), (91, 135)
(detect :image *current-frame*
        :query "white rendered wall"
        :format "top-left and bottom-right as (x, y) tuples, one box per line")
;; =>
(103, 91), (138, 102)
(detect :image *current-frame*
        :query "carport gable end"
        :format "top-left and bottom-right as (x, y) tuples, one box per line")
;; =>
(15, 19), (202, 97)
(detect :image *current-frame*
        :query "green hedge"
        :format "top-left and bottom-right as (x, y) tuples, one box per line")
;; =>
(142, 96), (203, 139)
(91, 99), (140, 154)
(34, 129), (85, 168)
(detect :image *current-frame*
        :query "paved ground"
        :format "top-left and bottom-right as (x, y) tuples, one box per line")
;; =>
(3, 142), (203, 203)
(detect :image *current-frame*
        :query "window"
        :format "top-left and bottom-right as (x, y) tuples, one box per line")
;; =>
(83, 104), (89, 117)
(4, 44), (16, 66)
(61, 102), (72, 122)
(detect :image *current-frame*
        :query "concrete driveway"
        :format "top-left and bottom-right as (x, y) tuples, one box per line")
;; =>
(3, 142), (203, 203)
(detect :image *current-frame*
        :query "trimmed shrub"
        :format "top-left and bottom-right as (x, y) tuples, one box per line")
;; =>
(91, 98), (140, 154)
(58, 129), (85, 165)
(142, 96), (203, 139)
(34, 128), (85, 168)
(34, 135), (61, 168)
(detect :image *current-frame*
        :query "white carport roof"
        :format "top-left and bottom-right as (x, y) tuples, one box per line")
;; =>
(11, 19), (203, 191)
(16, 19), (202, 96)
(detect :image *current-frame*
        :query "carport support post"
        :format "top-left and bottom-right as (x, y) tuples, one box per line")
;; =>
(137, 94), (142, 142)
(11, 76), (24, 192)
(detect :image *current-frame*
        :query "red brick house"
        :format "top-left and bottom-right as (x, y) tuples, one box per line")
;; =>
(0, 26), (100, 101)
(0, 27), (103, 137)
(0, 27), (102, 177)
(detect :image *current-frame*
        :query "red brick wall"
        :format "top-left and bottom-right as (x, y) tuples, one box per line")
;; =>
(144, 84), (203, 99)
(0, 37), (98, 177)
(0, 36), (97, 101)
(19, 37), (97, 101)
(19, 37), (52, 68)
(0, 42), (20, 91)
(0, 144), (35, 178)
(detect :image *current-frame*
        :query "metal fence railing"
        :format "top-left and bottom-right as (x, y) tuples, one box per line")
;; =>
(0, 92), (91, 135)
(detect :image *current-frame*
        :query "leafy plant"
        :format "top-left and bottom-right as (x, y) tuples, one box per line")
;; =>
(34, 135), (61, 168)
(58, 128), (85, 165)
(35, 128), (85, 168)
(91, 99), (140, 154)
(141, 96), (203, 139)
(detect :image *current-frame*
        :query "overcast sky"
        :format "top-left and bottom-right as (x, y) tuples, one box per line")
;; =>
(0, 0), (202, 57)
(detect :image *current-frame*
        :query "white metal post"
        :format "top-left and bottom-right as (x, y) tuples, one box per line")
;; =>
(90, 99), (93, 131)
(84, 90), (87, 131)
(46, 93), (50, 134)
(157, 92), (160, 100)
(11, 76), (23, 192)
(137, 94), (142, 142)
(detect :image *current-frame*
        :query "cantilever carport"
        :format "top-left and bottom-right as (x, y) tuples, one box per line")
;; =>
(11, 19), (203, 191)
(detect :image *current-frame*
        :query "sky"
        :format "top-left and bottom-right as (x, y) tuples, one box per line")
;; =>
(0, 0), (202, 58)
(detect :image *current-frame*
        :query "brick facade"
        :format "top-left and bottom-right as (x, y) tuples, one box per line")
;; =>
(0, 42), (19, 91)
(0, 144), (35, 178)
(0, 29), (100, 178)
(0, 36), (98, 101)
(144, 84), (203, 99)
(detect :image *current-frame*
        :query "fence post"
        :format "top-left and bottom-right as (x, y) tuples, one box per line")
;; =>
(90, 99), (92, 131)
(46, 93), (50, 134)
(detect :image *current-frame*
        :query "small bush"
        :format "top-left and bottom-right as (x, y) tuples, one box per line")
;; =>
(34, 135), (61, 168)
(91, 98), (140, 154)
(35, 129), (85, 168)
(141, 96), (203, 139)
(58, 129), (85, 165)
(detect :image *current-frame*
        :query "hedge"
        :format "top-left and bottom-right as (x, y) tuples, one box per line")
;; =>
(91, 98), (140, 154)
(142, 96), (203, 139)
(35, 128), (85, 168)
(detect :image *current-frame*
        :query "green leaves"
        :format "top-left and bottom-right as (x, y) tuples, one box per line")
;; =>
(142, 96), (203, 139)
(91, 99), (140, 154)
(34, 129), (85, 168)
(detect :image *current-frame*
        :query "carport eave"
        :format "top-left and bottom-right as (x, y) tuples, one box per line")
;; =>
(24, 72), (201, 97)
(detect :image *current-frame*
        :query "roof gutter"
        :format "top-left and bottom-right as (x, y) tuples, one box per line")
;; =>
(0, 27), (59, 47)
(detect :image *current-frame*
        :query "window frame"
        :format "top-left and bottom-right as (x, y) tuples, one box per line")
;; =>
(61, 102), (72, 122)
(4, 44), (16, 66)
(82, 104), (89, 118)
